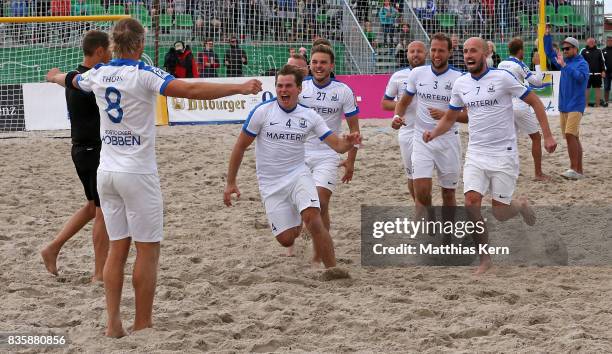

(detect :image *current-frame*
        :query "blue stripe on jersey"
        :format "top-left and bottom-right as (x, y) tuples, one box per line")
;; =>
(525, 72), (533, 79)
(159, 76), (175, 95)
(383, 94), (395, 100)
(310, 78), (333, 89)
(430, 65), (450, 76)
(506, 57), (528, 69)
(319, 130), (333, 141)
(470, 67), (490, 81)
(278, 103), (298, 113)
(345, 108), (359, 118)
(519, 87), (531, 100)
(241, 98), (277, 137)
(109, 58), (140, 66)
(449, 104), (463, 111)
(75, 74), (84, 90)
(405, 89), (416, 96)
(140, 64), (174, 80)
(93, 63), (104, 70)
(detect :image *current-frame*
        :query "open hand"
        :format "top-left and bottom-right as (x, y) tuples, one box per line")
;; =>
(339, 159), (355, 183)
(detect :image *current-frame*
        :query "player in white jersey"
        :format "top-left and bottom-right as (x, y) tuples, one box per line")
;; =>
(300, 44), (360, 236)
(382, 40), (427, 200)
(47, 18), (262, 337)
(498, 37), (550, 181)
(224, 64), (360, 273)
(393, 33), (464, 215)
(424, 37), (557, 274)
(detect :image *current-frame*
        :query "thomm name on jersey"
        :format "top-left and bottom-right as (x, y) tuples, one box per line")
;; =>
(372, 243), (510, 256)
(171, 97), (247, 113)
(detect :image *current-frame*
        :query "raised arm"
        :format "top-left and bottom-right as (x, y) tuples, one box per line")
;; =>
(164, 79), (262, 99)
(521, 91), (557, 153)
(224, 131), (256, 206)
(46, 68), (78, 89)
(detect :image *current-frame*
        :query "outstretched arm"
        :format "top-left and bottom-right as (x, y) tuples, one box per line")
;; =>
(224, 131), (256, 206)
(46, 68), (78, 89)
(164, 79), (262, 99)
(323, 132), (362, 154)
(522, 91), (557, 153)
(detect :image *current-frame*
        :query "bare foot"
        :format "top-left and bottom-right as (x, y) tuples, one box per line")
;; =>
(517, 197), (536, 226)
(321, 267), (350, 281)
(91, 274), (104, 283)
(105, 320), (127, 338)
(310, 257), (322, 269)
(282, 245), (295, 257)
(474, 256), (492, 275)
(534, 174), (551, 182)
(40, 246), (59, 276)
(132, 322), (153, 332)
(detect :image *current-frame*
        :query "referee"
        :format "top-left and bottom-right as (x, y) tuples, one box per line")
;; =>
(41, 30), (111, 282)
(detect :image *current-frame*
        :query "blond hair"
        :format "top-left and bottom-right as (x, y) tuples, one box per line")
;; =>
(111, 18), (145, 57)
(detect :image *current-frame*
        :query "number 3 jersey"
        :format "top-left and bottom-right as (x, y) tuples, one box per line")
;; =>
(299, 78), (359, 157)
(76, 58), (175, 174)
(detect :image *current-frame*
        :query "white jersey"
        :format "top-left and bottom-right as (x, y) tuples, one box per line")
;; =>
(300, 78), (358, 155)
(405, 65), (464, 135)
(384, 67), (416, 139)
(497, 56), (544, 109)
(76, 58), (175, 174)
(449, 68), (530, 157)
(242, 99), (332, 195)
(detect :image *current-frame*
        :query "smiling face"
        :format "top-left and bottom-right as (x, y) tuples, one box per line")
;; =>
(407, 41), (426, 68)
(430, 39), (450, 70)
(275, 74), (301, 110)
(310, 51), (334, 83)
(463, 37), (488, 74)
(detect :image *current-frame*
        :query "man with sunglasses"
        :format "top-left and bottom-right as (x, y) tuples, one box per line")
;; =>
(544, 29), (589, 180)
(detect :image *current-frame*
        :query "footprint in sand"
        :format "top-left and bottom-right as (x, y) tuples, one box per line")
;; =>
(320, 267), (351, 281)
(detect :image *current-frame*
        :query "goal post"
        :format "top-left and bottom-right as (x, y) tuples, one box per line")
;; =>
(0, 14), (130, 132)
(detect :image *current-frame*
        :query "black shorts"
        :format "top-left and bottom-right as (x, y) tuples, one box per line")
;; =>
(587, 74), (602, 88)
(71, 144), (101, 207)
(604, 74), (611, 91)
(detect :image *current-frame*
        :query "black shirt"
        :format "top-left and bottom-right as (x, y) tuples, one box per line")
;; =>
(581, 46), (606, 74)
(67, 65), (100, 146)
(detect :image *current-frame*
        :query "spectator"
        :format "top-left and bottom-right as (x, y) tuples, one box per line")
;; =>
(378, 0), (399, 47)
(580, 37), (607, 108)
(420, 0), (436, 34)
(603, 35), (612, 107)
(11, 0), (28, 16)
(224, 36), (248, 77)
(355, 0), (369, 23)
(450, 34), (466, 71)
(197, 39), (220, 78)
(486, 40), (501, 67)
(298, 47), (309, 64)
(363, 20), (377, 48)
(164, 41), (198, 78)
(544, 30), (589, 180)
(194, 0), (221, 41)
(397, 22), (411, 48)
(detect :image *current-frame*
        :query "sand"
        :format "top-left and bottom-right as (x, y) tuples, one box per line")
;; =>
(1, 109), (612, 353)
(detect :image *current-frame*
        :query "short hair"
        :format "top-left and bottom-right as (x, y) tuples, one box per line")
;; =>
(312, 38), (332, 47)
(275, 64), (304, 86)
(431, 32), (452, 51)
(508, 37), (524, 56)
(311, 44), (335, 63)
(289, 53), (307, 65)
(111, 18), (145, 57)
(82, 30), (110, 56)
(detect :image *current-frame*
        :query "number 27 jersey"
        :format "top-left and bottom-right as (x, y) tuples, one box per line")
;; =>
(76, 58), (175, 174)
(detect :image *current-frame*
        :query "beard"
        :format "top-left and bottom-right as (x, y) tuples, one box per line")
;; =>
(432, 59), (448, 70)
(467, 59), (485, 74)
(409, 58), (425, 68)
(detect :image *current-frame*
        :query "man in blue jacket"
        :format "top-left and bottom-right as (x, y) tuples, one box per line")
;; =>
(544, 30), (590, 180)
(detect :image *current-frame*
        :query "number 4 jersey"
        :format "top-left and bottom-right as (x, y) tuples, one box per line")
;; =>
(76, 58), (175, 174)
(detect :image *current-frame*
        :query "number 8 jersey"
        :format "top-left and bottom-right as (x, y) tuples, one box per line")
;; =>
(76, 58), (175, 174)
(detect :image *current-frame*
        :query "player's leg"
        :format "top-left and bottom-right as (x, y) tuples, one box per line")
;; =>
(463, 158), (491, 274)
(398, 134), (415, 201)
(564, 113), (583, 175)
(97, 171), (130, 337)
(411, 139), (436, 220)
(316, 186), (333, 231)
(302, 207), (336, 268)
(604, 75), (611, 105)
(103, 238), (130, 338)
(41, 201), (96, 275)
(528, 132), (548, 180)
(489, 173), (536, 226)
(306, 154), (338, 233)
(132, 241), (160, 331)
(92, 207), (109, 282)
(121, 173), (164, 331)
(515, 106), (549, 181)
(594, 77), (602, 107)
(264, 183), (303, 256)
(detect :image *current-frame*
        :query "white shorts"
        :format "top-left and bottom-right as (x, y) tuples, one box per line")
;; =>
(463, 153), (519, 205)
(97, 170), (163, 242)
(514, 105), (540, 136)
(398, 131), (414, 179)
(263, 171), (320, 236)
(411, 131), (462, 189)
(305, 153), (339, 192)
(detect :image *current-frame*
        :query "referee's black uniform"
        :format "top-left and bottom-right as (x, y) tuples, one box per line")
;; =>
(67, 65), (101, 206)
